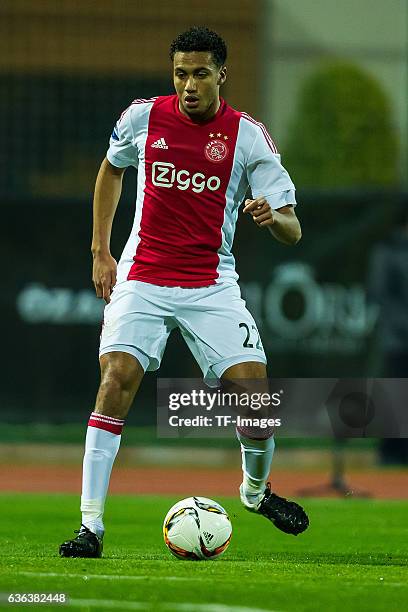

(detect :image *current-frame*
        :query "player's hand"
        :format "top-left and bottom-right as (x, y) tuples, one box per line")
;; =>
(243, 197), (275, 227)
(92, 252), (117, 304)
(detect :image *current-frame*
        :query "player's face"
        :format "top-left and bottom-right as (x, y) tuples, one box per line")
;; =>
(173, 51), (227, 122)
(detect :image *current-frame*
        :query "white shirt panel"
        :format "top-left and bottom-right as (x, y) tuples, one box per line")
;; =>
(215, 117), (297, 283)
(215, 117), (251, 283)
(107, 101), (154, 169)
(107, 101), (154, 283)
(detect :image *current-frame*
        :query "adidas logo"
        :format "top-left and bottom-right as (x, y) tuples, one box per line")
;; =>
(203, 531), (214, 544)
(151, 137), (168, 149)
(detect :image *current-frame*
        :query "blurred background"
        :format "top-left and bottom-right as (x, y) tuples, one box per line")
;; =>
(1, 0), (407, 497)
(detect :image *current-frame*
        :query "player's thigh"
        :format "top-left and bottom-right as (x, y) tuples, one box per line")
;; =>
(220, 360), (269, 403)
(222, 361), (267, 380)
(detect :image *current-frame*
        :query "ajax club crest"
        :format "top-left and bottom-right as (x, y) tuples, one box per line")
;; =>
(205, 132), (229, 163)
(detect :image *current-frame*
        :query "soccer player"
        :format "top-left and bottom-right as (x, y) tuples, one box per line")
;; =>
(60, 26), (309, 558)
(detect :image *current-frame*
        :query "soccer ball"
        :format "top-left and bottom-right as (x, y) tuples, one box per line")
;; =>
(163, 496), (232, 560)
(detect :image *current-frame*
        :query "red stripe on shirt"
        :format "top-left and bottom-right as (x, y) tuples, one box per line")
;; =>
(119, 97), (158, 122)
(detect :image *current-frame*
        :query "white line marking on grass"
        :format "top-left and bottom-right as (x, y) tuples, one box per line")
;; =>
(18, 572), (408, 590)
(342, 581), (408, 588)
(18, 571), (189, 582)
(68, 600), (279, 612)
(69, 602), (146, 610)
(167, 605), (281, 612)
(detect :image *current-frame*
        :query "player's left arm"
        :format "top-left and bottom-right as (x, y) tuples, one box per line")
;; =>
(244, 121), (301, 245)
(243, 197), (301, 245)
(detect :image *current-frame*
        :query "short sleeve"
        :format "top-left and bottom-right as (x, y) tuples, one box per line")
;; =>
(106, 106), (138, 169)
(247, 126), (296, 209)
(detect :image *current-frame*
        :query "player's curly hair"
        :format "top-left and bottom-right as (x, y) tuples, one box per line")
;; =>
(169, 26), (227, 67)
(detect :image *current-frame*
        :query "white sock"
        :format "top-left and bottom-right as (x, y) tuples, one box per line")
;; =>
(237, 430), (275, 499)
(80, 412), (124, 537)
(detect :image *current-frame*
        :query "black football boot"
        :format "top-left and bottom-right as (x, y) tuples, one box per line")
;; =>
(59, 524), (103, 558)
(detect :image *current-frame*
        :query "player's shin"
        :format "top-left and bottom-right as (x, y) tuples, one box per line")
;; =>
(236, 428), (275, 507)
(80, 412), (124, 537)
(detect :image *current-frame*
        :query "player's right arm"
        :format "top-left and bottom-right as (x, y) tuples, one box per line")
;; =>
(91, 158), (125, 303)
(91, 103), (139, 303)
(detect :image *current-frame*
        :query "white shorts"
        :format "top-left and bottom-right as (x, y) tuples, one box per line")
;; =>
(99, 280), (266, 380)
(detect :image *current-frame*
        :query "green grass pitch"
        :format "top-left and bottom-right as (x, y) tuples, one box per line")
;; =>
(0, 493), (407, 611)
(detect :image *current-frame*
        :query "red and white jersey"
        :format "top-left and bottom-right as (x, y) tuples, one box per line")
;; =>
(107, 95), (296, 288)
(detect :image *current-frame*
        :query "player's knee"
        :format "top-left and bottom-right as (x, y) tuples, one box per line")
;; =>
(101, 359), (131, 385)
(100, 352), (143, 389)
(96, 374), (133, 420)
(97, 353), (143, 418)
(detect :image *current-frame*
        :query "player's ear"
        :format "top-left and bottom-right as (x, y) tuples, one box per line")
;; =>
(217, 66), (227, 86)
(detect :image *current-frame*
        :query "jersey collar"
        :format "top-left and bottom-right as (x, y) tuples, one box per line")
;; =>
(173, 95), (226, 126)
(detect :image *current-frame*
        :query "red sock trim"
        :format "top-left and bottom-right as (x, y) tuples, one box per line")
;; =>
(88, 412), (124, 435)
